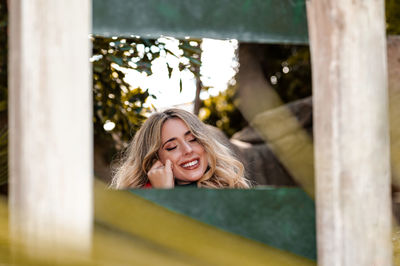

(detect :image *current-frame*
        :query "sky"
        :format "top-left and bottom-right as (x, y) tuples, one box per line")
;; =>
(123, 38), (239, 112)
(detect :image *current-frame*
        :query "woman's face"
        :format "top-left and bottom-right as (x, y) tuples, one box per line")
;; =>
(158, 118), (208, 184)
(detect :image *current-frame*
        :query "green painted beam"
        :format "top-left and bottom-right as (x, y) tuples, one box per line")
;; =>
(131, 187), (316, 260)
(92, 0), (309, 44)
(94, 181), (315, 265)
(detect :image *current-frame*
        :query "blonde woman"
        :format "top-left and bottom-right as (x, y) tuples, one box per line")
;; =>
(111, 108), (250, 189)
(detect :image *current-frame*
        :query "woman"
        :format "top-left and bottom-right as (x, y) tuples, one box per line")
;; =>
(111, 108), (250, 189)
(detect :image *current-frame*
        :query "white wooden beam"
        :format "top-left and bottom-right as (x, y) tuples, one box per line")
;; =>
(8, 0), (92, 256)
(306, 0), (392, 265)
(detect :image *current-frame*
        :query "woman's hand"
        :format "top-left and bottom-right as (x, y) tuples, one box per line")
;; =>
(147, 159), (174, 188)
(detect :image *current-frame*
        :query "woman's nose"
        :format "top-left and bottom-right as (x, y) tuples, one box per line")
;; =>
(182, 141), (193, 154)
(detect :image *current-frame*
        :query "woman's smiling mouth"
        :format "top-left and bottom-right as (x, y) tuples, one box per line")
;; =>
(181, 159), (199, 169)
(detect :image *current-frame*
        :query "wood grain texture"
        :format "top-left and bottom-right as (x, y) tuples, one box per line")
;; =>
(306, 0), (392, 265)
(8, 0), (92, 256)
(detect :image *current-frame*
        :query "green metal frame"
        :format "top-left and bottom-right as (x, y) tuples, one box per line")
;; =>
(132, 187), (316, 259)
(92, 0), (309, 44)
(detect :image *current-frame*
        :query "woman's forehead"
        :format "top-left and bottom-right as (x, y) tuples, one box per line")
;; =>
(161, 118), (192, 139)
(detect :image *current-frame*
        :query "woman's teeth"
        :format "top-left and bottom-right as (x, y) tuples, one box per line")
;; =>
(182, 160), (198, 168)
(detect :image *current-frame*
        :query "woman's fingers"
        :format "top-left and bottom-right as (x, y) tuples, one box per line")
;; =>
(150, 160), (164, 170)
(147, 159), (174, 188)
(165, 159), (173, 173)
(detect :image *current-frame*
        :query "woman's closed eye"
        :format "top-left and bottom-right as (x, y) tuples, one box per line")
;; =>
(165, 146), (177, 151)
(165, 138), (196, 151)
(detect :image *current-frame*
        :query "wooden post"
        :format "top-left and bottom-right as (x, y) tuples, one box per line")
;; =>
(306, 0), (392, 265)
(8, 0), (92, 256)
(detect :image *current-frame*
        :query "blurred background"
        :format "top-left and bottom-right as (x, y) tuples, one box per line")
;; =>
(1, 0), (397, 190)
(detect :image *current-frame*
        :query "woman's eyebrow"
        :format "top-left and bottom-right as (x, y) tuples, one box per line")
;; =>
(162, 137), (176, 148)
(162, 131), (192, 148)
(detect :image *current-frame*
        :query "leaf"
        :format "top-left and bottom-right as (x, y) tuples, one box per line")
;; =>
(179, 43), (201, 54)
(137, 67), (152, 76)
(178, 63), (186, 72)
(142, 90), (149, 100)
(135, 107), (143, 114)
(93, 64), (105, 73)
(188, 56), (201, 66)
(164, 48), (179, 58)
(118, 45), (131, 51)
(108, 55), (124, 66)
(179, 79), (183, 93)
(166, 63), (173, 79)
(128, 95), (139, 103)
(142, 39), (154, 48)
(136, 61), (152, 69)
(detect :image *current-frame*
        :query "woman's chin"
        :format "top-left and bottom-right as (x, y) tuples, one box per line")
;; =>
(175, 174), (202, 184)
(174, 164), (208, 184)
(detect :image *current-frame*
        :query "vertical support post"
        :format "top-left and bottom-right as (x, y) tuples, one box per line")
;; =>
(8, 0), (92, 256)
(306, 0), (392, 265)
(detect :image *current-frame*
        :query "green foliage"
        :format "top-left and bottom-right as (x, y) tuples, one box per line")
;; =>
(92, 36), (154, 149)
(387, 0), (400, 35)
(92, 36), (202, 150)
(200, 43), (312, 137)
(199, 85), (247, 138)
(261, 44), (312, 103)
(178, 40), (202, 78)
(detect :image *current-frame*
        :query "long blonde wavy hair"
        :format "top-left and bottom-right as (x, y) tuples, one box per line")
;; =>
(111, 108), (250, 189)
